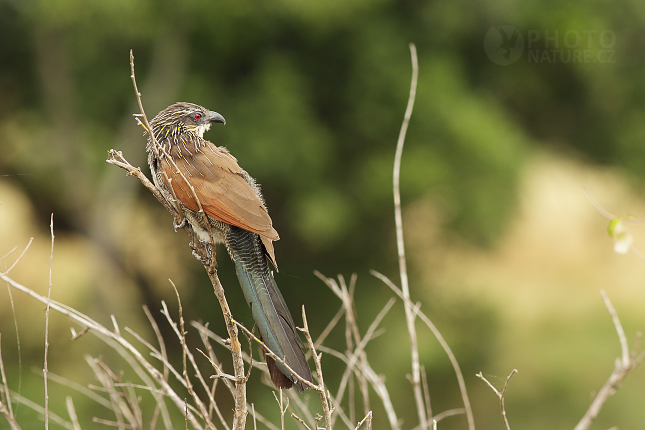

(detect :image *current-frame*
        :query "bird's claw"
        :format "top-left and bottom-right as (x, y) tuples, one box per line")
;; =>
(173, 216), (187, 231)
(190, 240), (213, 266)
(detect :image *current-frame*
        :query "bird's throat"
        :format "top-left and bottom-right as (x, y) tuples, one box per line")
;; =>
(196, 123), (212, 138)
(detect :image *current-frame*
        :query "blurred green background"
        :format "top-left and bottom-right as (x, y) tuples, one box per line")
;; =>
(2, 0), (645, 428)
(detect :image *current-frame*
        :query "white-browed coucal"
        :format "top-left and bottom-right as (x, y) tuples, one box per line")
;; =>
(147, 102), (313, 391)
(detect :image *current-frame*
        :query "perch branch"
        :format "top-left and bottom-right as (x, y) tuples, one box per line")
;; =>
(107, 50), (248, 429)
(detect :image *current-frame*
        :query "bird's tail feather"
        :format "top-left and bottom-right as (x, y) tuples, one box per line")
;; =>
(226, 227), (313, 391)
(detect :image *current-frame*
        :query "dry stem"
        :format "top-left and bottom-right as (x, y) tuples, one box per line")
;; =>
(392, 42), (427, 430)
(107, 50), (248, 429)
(573, 291), (645, 430)
(476, 370), (517, 430)
(44, 215), (54, 430)
(371, 270), (474, 428)
(300, 307), (333, 430)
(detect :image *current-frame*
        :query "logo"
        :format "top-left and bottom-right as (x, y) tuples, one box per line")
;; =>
(484, 26), (524, 66)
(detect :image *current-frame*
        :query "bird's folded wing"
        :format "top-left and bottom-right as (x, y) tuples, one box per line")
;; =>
(160, 143), (280, 246)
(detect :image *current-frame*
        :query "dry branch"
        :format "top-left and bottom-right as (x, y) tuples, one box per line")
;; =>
(573, 291), (645, 430)
(476, 370), (517, 430)
(392, 42), (427, 430)
(44, 215), (54, 430)
(371, 270), (474, 428)
(107, 50), (248, 429)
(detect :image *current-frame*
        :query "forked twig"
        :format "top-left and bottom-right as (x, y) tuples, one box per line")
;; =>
(1, 273), (205, 429)
(354, 411), (372, 430)
(371, 270), (474, 429)
(272, 390), (289, 430)
(314, 272), (400, 430)
(476, 370), (517, 430)
(0, 238), (33, 276)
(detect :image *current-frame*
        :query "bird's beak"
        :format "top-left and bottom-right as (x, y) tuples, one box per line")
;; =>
(209, 111), (226, 125)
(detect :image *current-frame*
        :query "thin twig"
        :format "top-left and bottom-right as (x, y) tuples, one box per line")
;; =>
(331, 297), (395, 428)
(0, 399), (22, 430)
(573, 292), (645, 430)
(0, 384), (72, 430)
(45, 369), (111, 408)
(315, 273), (399, 430)
(392, 43), (429, 430)
(0, 335), (14, 421)
(354, 411), (372, 430)
(44, 215), (54, 430)
(232, 321), (317, 391)
(420, 366), (432, 423)
(431, 408), (465, 423)
(2, 275), (205, 430)
(159, 298), (217, 430)
(142, 305), (172, 430)
(371, 270), (474, 430)
(0, 238), (33, 276)
(206, 270), (248, 429)
(301, 307), (333, 430)
(65, 397), (81, 430)
(476, 370), (516, 430)
(291, 413), (313, 430)
(0, 339), (20, 430)
(601, 290), (629, 366)
(273, 390), (289, 430)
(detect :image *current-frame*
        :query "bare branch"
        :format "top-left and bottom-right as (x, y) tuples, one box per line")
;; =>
(301, 307), (333, 430)
(574, 292), (645, 430)
(354, 411), (372, 430)
(65, 397), (81, 430)
(0, 385), (72, 430)
(431, 408), (465, 424)
(391, 42), (430, 430)
(0, 238), (33, 276)
(476, 369), (517, 430)
(601, 290), (629, 366)
(272, 390), (289, 430)
(0, 335), (14, 423)
(314, 273), (399, 430)
(2, 274), (205, 429)
(371, 270), (474, 430)
(44, 215), (54, 430)
(232, 321), (317, 391)
(0, 399), (22, 430)
(291, 413), (313, 430)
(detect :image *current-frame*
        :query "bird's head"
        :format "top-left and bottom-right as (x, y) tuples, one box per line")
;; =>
(150, 102), (226, 143)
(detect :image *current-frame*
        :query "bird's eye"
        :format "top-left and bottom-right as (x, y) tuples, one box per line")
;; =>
(194, 113), (202, 121)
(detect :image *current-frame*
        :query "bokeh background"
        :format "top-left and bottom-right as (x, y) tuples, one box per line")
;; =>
(2, 0), (645, 428)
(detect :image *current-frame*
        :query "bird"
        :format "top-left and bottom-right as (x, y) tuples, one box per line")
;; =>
(146, 102), (313, 391)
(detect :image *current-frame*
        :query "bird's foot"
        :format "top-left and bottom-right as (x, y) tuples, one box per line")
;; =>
(190, 240), (213, 266)
(173, 216), (187, 231)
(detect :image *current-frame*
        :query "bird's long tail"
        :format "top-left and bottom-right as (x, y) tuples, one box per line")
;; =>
(225, 226), (313, 391)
